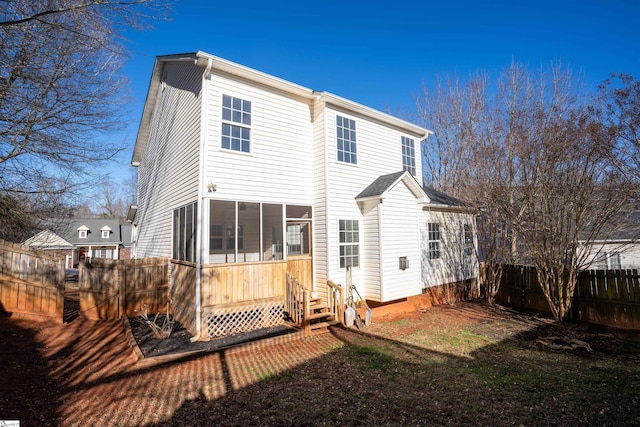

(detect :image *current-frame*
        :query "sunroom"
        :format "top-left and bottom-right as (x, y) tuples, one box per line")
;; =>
(170, 199), (316, 340)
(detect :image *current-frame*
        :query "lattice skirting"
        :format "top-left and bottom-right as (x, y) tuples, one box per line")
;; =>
(202, 299), (285, 339)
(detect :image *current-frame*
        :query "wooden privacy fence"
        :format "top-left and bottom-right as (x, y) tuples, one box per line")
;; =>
(0, 240), (65, 321)
(496, 265), (640, 329)
(79, 258), (168, 320)
(77, 256), (314, 340)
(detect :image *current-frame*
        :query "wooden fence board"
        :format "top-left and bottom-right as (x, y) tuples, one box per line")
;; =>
(0, 240), (64, 321)
(497, 265), (640, 330)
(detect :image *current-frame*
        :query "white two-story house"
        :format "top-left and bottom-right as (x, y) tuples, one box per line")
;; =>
(131, 52), (478, 334)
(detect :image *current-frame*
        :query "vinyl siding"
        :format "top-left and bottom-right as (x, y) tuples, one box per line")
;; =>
(136, 61), (203, 258)
(202, 73), (314, 205)
(362, 199), (381, 300)
(421, 211), (479, 288)
(312, 100), (328, 296)
(324, 107), (424, 295)
(378, 183), (422, 301)
(583, 242), (640, 270)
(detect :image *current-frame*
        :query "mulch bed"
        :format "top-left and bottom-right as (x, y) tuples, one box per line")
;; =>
(127, 314), (298, 358)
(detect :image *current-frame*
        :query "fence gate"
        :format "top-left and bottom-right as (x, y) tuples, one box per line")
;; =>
(78, 260), (123, 320)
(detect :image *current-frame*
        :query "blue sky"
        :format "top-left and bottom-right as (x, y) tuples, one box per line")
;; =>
(110, 0), (640, 183)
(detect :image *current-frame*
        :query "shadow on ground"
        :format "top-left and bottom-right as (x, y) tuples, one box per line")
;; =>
(0, 304), (61, 425)
(2, 301), (640, 426)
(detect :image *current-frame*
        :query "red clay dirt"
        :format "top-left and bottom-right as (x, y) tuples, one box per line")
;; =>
(2, 300), (639, 426)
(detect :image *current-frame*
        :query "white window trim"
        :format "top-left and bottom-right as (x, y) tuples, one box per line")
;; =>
(428, 223), (441, 260)
(338, 219), (360, 269)
(79, 230), (87, 239)
(336, 115), (357, 165)
(221, 94), (252, 154)
(101, 230), (110, 238)
(401, 136), (416, 176)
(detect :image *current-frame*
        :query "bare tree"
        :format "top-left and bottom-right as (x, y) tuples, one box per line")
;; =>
(0, 0), (171, 239)
(599, 73), (640, 181)
(414, 62), (636, 316)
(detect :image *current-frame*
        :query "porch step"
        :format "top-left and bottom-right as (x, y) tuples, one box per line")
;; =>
(308, 319), (340, 333)
(308, 311), (335, 321)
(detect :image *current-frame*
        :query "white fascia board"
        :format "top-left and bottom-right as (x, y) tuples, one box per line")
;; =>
(316, 92), (431, 138)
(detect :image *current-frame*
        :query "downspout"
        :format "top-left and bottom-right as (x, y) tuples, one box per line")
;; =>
(193, 57), (213, 341)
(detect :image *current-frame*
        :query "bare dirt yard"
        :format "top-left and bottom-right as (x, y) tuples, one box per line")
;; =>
(2, 300), (640, 426)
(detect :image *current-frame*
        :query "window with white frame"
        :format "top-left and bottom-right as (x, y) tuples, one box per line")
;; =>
(79, 230), (87, 239)
(336, 115), (357, 164)
(226, 225), (243, 250)
(210, 224), (223, 250)
(339, 219), (359, 268)
(463, 223), (473, 256)
(221, 94), (251, 153)
(595, 251), (621, 270)
(401, 136), (416, 176)
(428, 223), (441, 260)
(101, 230), (109, 238)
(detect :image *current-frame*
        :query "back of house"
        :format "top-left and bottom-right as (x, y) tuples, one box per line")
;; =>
(131, 51), (478, 306)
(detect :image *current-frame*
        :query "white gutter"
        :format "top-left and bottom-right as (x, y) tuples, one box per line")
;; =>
(192, 57), (213, 342)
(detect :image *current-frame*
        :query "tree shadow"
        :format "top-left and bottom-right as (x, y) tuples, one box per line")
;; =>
(143, 308), (640, 426)
(4, 300), (640, 426)
(0, 303), (61, 425)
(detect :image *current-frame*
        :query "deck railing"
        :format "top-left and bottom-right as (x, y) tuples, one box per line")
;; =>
(327, 280), (345, 326)
(285, 272), (309, 330)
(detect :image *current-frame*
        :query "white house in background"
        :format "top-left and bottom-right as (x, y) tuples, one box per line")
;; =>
(131, 51), (478, 306)
(23, 219), (133, 268)
(581, 209), (640, 270)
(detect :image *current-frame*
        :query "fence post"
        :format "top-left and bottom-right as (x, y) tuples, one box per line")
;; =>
(118, 259), (125, 319)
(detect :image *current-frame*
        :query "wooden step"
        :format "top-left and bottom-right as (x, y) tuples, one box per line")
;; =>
(308, 311), (334, 321)
(310, 304), (329, 313)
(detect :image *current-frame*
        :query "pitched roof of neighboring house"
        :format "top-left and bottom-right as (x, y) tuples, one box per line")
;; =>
(581, 208), (640, 242)
(422, 186), (464, 207)
(132, 51), (431, 166)
(23, 219), (133, 248)
(23, 229), (73, 250)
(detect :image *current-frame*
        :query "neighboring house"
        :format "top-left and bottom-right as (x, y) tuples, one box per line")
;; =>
(581, 209), (640, 270)
(23, 219), (133, 268)
(131, 51), (478, 309)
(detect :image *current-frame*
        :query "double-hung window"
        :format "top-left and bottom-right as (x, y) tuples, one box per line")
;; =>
(221, 94), (251, 153)
(401, 136), (416, 176)
(337, 115), (357, 164)
(428, 223), (441, 260)
(463, 224), (473, 256)
(339, 219), (360, 268)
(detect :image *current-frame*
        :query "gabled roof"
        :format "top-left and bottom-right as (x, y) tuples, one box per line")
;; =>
(23, 229), (73, 249)
(356, 171), (428, 202)
(25, 219), (133, 247)
(132, 51), (431, 166)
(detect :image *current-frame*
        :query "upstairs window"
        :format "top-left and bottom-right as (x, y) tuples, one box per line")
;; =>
(101, 230), (110, 238)
(221, 94), (251, 153)
(428, 223), (440, 260)
(79, 230), (87, 239)
(401, 136), (416, 176)
(337, 115), (357, 164)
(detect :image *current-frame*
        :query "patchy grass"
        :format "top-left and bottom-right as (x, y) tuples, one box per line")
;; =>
(3, 301), (640, 426)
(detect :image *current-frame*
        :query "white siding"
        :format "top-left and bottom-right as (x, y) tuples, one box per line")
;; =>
(324, 107), (424, 294)
(202, 73), (314, 205)
(361, 200), (381, 300)
(378, 183), (422, 301)
(312, 100), (328, 295)
(136, 61), (203, 258)
(421, 211), (479, 288)
(583, 242), (640, 270)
